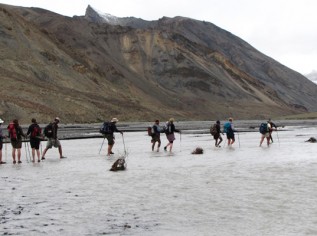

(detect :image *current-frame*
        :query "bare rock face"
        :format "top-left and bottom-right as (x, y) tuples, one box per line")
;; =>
(1, 4), (317, 123)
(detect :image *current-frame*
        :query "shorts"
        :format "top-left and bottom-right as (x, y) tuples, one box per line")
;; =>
(166, 133), (175, 143)
(213, 133), (220, 139)
(11, 139), (22, 149)
(0, 140), (2, 150)
(262, 133), (270, 138)
(46, 138), (61, 149)
(30, 138), (41, 149)
(104, 134), (115, 145)
(151, 134), (161, 143)
(226, 132), (235, 140)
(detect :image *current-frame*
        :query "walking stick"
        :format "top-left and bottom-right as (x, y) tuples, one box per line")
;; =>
(179, 132), (181, 152)
(237, 131), (241, 148)
(23, 138), (29, 163)
(26, 141), (32, 161)
(5, 138), (7, 162)
(98, 137), (106, 155)
(276, 129), (280, 147)
(121, 133), (127, 156)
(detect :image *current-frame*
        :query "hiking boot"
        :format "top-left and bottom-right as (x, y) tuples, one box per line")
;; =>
(38, 160), (41, 163)
(13, 160), (16, 164)
(60, 156), (67, 159)
(164, 146), (167, 151)
(41, 157), (45, 160)
(18, 161), (22, 164)
(0, 161), (6, 164)
(110, 152), (114, 155)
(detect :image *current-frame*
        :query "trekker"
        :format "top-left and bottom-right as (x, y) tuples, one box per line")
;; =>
(102, 118), (123, 156)
(41, 117), (66, 160)
(268, 118), (277, 143)
(27, 118), (42, 162)
(224, 118), (235, 146)
(0, 118), (6, 164)
(259, 120), (272, 147)
(164, 118), (180, 152)
(7, 119), (26, 164)
(151, 120), (162, 152)
(211, 120), (223, 147)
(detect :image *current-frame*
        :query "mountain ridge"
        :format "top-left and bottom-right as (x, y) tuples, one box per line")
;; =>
(0, 3), (316, 123)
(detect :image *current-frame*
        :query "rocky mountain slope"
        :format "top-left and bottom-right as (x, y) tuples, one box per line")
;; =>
(306, 71), (317, 84)
(1, 4), (317, 123)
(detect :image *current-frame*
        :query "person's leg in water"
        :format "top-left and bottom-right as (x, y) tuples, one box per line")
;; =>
(216, 136), (223, 147)
(168, 141), (173, 152)
(17, 148), (21, 163)
(107, 144), (114, 156)
(266, 136), (270, 147)
(259, 134), (266, 146)
(106, 135), (115, 156)
(32, 147), (35, 162)
(58, 145), (63, 158)
(157, 139), (161, 152)
(270, 132), (274, 143)
(165, 141), (172, 151)
(12, 148), (16, 163)
(36, 148), (41, 162)
(152, 139), (156, 151)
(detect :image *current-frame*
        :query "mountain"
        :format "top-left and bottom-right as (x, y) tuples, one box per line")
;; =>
(0, 4), (317, 123)
(306, 71), (317, 84)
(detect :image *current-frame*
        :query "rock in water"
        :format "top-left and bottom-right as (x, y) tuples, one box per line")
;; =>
(110, 158), (126, 171)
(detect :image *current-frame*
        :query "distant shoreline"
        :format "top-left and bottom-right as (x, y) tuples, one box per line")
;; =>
(1, 119), (315, 141)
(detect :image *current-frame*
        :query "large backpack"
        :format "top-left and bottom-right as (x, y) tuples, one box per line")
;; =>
(223, 122), (231, 134)
(147, 126), (154, 136)
(31, 124), (41, 138)
(164, 122), (172, 135)
(44, 123), (53, 138)
(7, 123), (17, 140)
(259, 123), (268, 134)
(210, 124), (217, 136)
(100, 122), (112, 134)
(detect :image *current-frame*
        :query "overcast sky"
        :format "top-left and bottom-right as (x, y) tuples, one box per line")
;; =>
(1, 0), (316, 75)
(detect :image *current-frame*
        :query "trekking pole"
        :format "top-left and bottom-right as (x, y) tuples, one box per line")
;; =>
(40, 142), (43, 157)
(121, 133), (127, 156)
(26, 141), (32, 161)
(5, 138), (7, 162)
(237, 131), (241, 148)
(98, 137), (106, 155)
(276, 129), (280, 147)
(23, 138), (29, 163)
(179, 131), (181, 152)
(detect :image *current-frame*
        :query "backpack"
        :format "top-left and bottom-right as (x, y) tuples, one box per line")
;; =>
(147, 126), (154, 136)
(31, 124), (41, 138)
(7, 123), (17, 140)
(164, 122), (172, 135)
(223, 122), (231, 134)
(100, 122), (112, 134)
(259, 123), (268, 134)
(44, 123), (53, 138)
(210, 124), (217, 136)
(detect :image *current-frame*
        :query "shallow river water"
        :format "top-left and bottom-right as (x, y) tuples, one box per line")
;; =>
(1, 125), (317, 235)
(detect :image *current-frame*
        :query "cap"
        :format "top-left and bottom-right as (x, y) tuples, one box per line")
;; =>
(111, 118), (119, 123)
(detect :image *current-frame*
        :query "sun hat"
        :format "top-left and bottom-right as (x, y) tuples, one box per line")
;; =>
(169, 118), (174, 122)
(0, 118), (3, 124)
(111, 118), (119, 123)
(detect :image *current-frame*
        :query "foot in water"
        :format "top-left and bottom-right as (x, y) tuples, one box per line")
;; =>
(60, 156), (67, 159)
